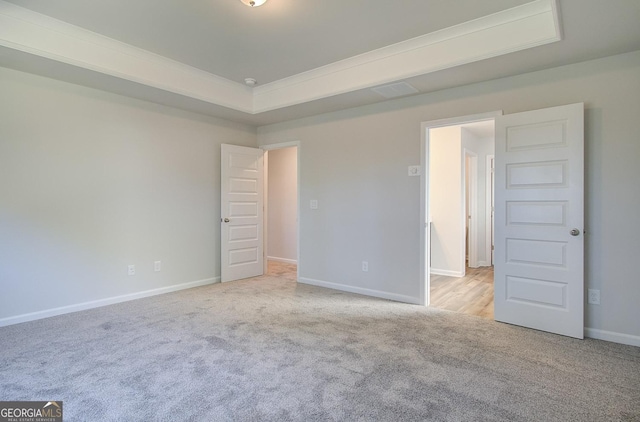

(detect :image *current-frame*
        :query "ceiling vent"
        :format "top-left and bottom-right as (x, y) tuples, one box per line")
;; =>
(371, 82), (419, 99)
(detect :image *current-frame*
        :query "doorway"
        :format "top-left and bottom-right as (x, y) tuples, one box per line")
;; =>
(421, 113), (497, 318)
(263, 143), (299, 281)
(419, 104), (584, 337)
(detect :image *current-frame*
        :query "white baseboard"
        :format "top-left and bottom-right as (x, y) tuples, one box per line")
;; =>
(585, 327), (640, 347)
(267, 256), (298, 265)
(430, 268), (465, 277)
(0, 277), (220, 327)
(477, 261), (492, 267)
(298, 277), (421, 305)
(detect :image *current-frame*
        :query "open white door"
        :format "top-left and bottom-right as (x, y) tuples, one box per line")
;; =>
(221, 144), (264, 283)
(494, 103), (584, 338)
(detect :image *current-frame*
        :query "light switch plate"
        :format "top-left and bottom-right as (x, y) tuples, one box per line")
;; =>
(408, 165), (421, 176)
(310, 200), (318, 209)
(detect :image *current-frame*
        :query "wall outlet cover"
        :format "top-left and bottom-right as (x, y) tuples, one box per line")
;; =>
(408, 165), (421, 176)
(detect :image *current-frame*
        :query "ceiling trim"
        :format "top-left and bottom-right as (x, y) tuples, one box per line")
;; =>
(253, 0), (560, 113)
(0, 0), (560, 116)
(0, 0), (253, 113)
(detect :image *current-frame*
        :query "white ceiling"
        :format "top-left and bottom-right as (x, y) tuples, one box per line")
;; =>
(1, 0), (639, 126)
(3, 0), (532, 85)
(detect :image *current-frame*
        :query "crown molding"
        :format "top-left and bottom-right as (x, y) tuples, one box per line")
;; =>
(0, 0), (253, 113)
(0, 0), (560, 116)
(253, 0), (560, 112)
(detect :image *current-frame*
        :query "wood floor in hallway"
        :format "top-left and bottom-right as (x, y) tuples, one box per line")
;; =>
(267, 260), (297, 281)
(430, 266), (494, 319)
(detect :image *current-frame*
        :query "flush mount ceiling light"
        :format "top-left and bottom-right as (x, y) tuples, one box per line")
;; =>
(240, 0), (267, 7)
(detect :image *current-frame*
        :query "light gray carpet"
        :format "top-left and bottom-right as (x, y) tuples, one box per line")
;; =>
(1, 276), (639, 421)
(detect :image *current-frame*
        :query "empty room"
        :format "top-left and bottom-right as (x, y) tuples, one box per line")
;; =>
(1, 0), (639, 420)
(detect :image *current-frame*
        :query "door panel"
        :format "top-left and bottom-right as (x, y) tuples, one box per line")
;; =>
(494, 103), (584, 338)
(507, 201), (567, 226)
(221, 144), (264, 282)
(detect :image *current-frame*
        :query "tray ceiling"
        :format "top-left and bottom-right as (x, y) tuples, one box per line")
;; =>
(1, 0), (639, 125)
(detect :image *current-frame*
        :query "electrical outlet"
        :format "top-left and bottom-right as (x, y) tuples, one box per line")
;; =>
(128, 265), (135, 276)
(408, 165), (421, 176)
(588, 289), (600, 305)
(362, 261), (369, 272)
(154, 261), (161, 272)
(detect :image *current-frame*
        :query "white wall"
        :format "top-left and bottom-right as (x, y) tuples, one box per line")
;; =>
(257, 50), (640, 343)
(267, 147), (298, 264)
(0, 66), (257, 324)
(429, 126), (464, 276)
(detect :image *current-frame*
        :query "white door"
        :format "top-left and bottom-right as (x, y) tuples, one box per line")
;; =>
(494, 103), (584, 338)
(221, 144), (264, 282)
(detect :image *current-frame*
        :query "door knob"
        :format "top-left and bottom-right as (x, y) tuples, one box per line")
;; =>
(223, 218), (230, 223)
(570, 228), (580, 236)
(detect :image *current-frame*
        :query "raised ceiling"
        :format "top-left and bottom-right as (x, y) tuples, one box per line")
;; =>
(1, 0), (639, 126)
(2, 0), (533, 85)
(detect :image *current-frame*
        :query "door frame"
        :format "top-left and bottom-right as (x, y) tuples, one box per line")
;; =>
(464, 148), (479, 268)
(485, 154), (495, 266)
(419, 111), (502, 306)
(261, 141), (301, 281)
